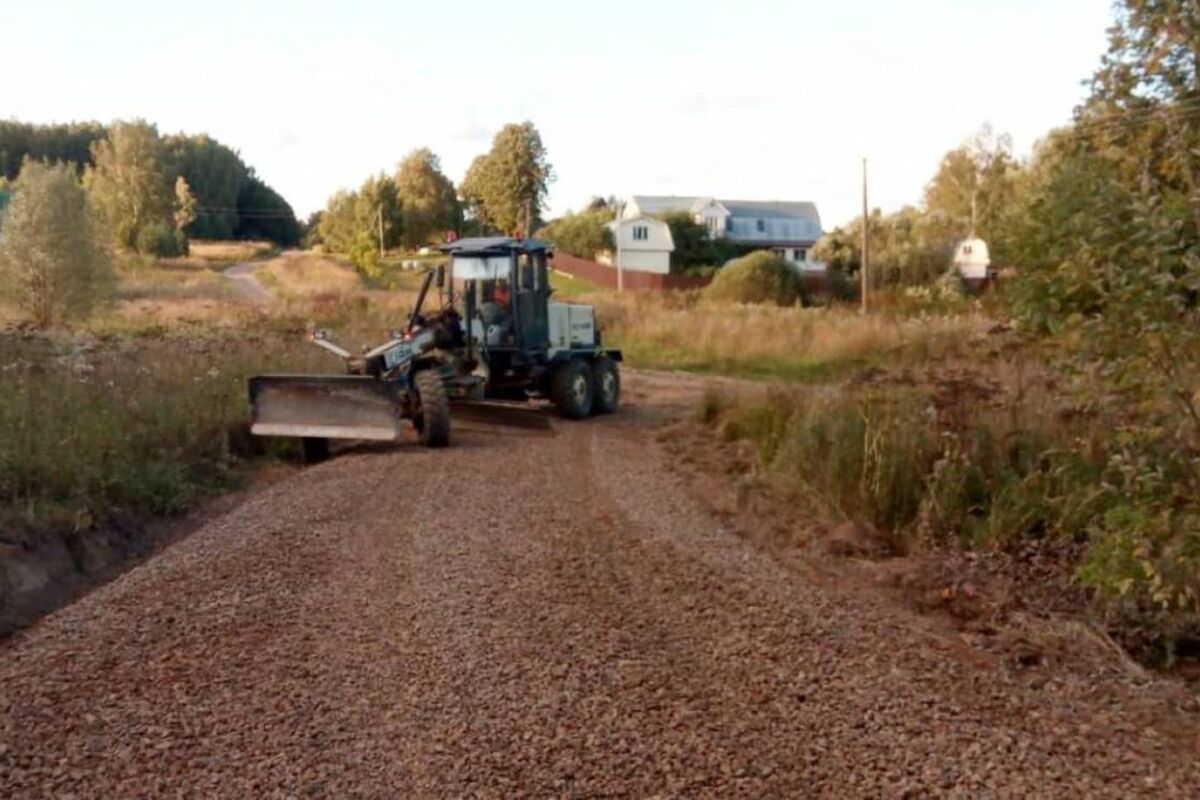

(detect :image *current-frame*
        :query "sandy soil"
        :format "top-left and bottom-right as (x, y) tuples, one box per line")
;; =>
(0, 370), (1197, 797)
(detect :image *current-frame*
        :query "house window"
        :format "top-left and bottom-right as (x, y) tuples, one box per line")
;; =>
(632, 225), (648, 241)
(756, 219), (766, 233)
(794, 248), (807, 262)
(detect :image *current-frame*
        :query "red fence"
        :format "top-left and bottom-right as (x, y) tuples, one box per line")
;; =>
(550, 253), (713, 291)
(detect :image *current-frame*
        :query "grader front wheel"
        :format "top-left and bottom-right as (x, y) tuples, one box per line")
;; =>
(413, 370), (451, 448)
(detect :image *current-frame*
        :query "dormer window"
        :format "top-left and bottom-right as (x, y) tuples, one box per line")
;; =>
(756, 219), (766, 233)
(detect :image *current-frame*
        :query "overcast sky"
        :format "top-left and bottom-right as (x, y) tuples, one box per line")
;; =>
(5, 0), (1114, 228)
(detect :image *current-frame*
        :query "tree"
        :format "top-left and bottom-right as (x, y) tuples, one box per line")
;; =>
(234, 172), (301, 246)
(0, 160), (113, 327)
(174, 176), (197, 231)
(813, 206), (952, 290)
(84, 120), (173, 251)
(1003, 1), (1200, 631)
(459, 122), (553, 235)
(658, 210), (727, 270)
(162, 133), (246, 239)
(395, 148), (458, 248)
(536, 206), (614, 259)
(0, 120), (107, 181)
(460, 154), (493, 232)
(1084, 0), (1200, 234)
(318, 190), (363, 255)
(922, 126), (1022, 263)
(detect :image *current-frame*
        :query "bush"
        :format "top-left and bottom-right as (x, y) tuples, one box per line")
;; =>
(704, 250), (806, 306)
(135, 222), (188, 257)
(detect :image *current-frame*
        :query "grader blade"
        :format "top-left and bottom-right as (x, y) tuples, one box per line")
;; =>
(249, 375), (402, 441)
(449, 399), (554, 431)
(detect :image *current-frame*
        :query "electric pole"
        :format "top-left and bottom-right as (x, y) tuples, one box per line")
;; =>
(615, 200), (625, 292)
(860, 157), (870, 314)
(377, 206), (384, 257)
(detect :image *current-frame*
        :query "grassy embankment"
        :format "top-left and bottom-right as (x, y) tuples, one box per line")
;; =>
(0, 243), (408, 538)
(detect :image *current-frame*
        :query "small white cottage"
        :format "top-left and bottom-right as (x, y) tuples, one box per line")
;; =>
(953, 237), (991, 282)
(599, 215), (675, 274)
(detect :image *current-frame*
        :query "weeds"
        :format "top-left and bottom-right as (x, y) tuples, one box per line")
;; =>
(0, 332), (330, 534)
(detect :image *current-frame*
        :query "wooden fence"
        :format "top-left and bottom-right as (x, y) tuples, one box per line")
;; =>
(550, 253), (713, 291)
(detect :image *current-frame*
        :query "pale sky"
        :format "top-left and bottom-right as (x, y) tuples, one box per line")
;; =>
(5, 0), (1114, 228)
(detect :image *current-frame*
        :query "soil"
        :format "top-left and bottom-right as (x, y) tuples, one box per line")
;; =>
(0, 465), (299, 640)
(0, 369), (1197, 797)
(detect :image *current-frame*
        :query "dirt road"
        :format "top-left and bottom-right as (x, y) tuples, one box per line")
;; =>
(223, 259), (274, 304)
(1, 372), (1197, 797)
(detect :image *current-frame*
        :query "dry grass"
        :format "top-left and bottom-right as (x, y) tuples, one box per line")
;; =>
(256, 253), (363, 298)
(588, 291), (991, 381)
(164, 240), (277, 269)
(0, 331), (332, 531)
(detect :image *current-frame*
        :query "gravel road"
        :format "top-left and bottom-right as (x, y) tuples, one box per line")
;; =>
(1, 371), (1197, 797)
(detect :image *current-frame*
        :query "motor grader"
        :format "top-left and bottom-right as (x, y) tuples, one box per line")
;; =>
(248, 237), (622, 460)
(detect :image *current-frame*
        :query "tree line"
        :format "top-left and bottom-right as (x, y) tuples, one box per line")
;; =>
(311, 121), (552, 273)
(0, 119), (300, 247)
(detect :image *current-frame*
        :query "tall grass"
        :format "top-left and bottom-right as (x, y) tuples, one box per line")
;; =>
(704, 360), (1073, 553)
(590, 291), (989, 381)
(0, 332), (331, 532)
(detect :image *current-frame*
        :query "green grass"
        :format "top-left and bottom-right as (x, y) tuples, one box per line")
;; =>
(549, 269), (604, 296)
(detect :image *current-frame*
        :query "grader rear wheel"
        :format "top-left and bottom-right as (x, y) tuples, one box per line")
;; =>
(591, 357), (620, 415)
(550, 358), (594, 420)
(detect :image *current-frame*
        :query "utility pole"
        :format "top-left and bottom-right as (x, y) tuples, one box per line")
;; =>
(615, 200), (625, 292)
(377, 206), (385, 258)
(860, 157), (870, 314)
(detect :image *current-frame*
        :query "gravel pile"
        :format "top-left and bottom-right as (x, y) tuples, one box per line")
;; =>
(1, 371), (1197, 797)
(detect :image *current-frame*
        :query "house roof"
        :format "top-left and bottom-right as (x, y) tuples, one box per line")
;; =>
(630, 195), (714, 216)
(631, 195), (821, 227)
(607, 215), (675, 251)
(721, 200), (820, 227)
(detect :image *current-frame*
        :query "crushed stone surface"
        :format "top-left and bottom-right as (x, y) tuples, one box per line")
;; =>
(1, 370), (1197, 797)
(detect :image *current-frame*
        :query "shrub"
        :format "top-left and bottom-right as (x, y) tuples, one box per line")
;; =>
(135, 222), (188, 257)
(704, 250), (806, 306)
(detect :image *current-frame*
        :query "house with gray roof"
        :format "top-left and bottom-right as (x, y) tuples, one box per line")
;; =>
(623, 195), (825, 273)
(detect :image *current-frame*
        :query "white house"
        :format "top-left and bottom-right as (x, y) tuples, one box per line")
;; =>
(623, 195), (825, 273)
(953, 237), (991, 282)
(598, 215), (674, 274)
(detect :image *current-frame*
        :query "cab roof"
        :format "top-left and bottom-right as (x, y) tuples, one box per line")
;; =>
(439, 237), (552, 257)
